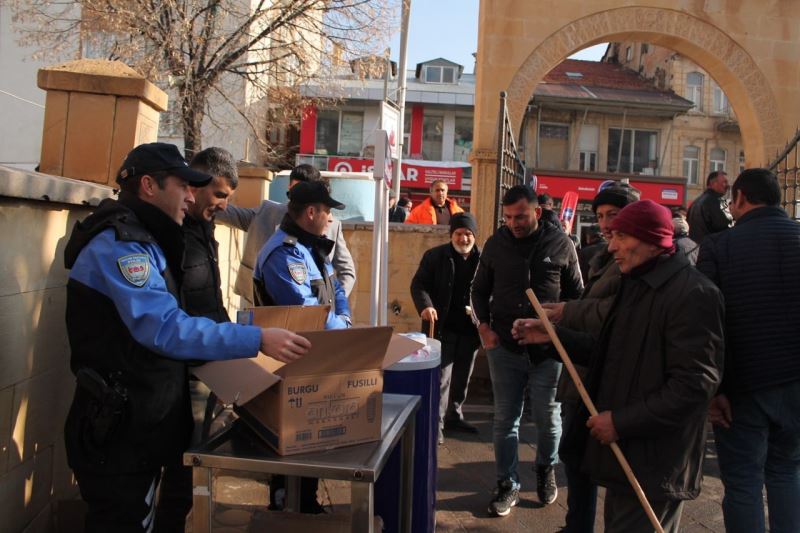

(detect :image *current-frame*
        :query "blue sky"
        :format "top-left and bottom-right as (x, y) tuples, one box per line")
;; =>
(388, 1), (606, 72)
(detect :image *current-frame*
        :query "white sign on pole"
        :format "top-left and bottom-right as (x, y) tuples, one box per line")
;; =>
(373, 129), (393, 187)
(380, 102), (401, 160)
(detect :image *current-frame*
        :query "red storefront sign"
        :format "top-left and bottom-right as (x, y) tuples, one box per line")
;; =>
(328, 158), (464, 190)
(535, 174), (685, 206)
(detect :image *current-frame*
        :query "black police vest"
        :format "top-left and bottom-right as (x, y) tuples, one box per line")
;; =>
(63, 197), (193, 474)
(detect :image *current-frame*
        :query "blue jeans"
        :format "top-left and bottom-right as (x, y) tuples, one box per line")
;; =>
(715, 380), (800, 533)
(486, 344), (562, 487)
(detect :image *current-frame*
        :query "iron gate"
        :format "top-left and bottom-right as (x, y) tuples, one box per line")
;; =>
(768, 128), (800, 219)
(495, 91), (526, 227)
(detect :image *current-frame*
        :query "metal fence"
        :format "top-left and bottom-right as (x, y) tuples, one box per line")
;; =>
(768, 129), (800, 219)
(495, 91), (526, 228)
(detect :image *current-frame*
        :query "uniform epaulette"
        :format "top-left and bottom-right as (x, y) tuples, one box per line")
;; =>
(283, 235), (298, 246)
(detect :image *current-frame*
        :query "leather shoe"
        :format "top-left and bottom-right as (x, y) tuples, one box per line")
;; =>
(444, 417), (479, 433)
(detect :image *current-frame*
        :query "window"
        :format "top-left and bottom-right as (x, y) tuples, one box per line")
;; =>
(683, 145), (700, 185)
(710, 147), (726, 172)
(686, 72), (704, 111)
(640, 43), (649, 54)
(453, 116), (473, 162)
(739, 150), (746, 173)
(626, 46), (633, 61)
(713, 84), (729, 115)
(424, 65), (456, 84)
(607, 128), (658, 173)
(578, 125), (598, 171)
(314, 110), (364, 156)
(538, 123), (569, 170)
(422, 114), (444, 160)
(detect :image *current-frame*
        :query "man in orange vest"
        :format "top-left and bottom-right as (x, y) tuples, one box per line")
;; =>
(405, 179), (464, 225)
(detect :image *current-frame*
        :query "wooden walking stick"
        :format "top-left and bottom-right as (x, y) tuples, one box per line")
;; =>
(524, 289), (664, 533)
(428, 316), (435, 338)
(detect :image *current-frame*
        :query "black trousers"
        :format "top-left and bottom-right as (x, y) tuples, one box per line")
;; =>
(75, 464), (192, 533)
(439, 328), (480, 428)
(604, 488), (684, 533)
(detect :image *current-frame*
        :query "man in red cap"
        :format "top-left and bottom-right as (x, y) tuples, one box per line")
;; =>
(512, 199), (725, 532)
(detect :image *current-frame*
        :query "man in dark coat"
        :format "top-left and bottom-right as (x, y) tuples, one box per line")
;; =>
(471, 185), (583, 516)
(697, 168), (800, 533)
(687, 170), (733, 243)
(411, 213), (481, 444)
(541, 181), (640, 533)
(514, 200), (724, 532)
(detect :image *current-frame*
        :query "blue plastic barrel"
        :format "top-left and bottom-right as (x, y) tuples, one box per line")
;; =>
(375, 335), (441, 533)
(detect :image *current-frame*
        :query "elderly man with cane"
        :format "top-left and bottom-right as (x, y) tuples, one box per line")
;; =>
(513, 200), (725, 532)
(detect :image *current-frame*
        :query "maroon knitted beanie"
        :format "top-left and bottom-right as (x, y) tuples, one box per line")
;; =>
(608, 200), (674, 250)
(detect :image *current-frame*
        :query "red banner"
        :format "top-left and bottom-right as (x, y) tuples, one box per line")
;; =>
(535, 174), (684, 206)
(327, 158), (464, 190)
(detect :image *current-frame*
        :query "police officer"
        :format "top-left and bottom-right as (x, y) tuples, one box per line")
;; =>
(253, 180), (350, 513)
(253, 180), (352, 330)
(63, 143), (310, 532)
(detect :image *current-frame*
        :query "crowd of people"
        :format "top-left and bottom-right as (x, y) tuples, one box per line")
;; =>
(62, 142), (798, 533)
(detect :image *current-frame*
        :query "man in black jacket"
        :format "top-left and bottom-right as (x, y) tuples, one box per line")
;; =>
(411, 213), (481, 445)
(687, 170), (733, 243)
(514, 200), (724, 532)
(697, 168), (800, 533)
(471, 185), (583, 516)
(182, 147), (238, 321)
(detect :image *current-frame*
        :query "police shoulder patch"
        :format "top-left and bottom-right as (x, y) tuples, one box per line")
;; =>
(117, 254), (151, 287)
(288, 262), (307, 284)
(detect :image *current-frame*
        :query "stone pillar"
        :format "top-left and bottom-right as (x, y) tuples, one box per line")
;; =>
(37, 59), (168, 185)
(233, 164), (273, 208)
(469, 148), (499, 244)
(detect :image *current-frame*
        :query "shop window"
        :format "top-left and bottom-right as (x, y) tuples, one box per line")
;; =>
(710, 147), (726, 172)
(686, 72), (704, 112)
(607, 128), (658, 173)
(538, 123), (569, 170)
(453, 116), (473, 162)
(683, 145), (700, 185)
(422, 114), (444, 160)
(314, 110), (364, 156)
(403, 111), (412, 157)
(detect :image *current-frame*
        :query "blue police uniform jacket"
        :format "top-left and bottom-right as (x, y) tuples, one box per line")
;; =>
(63, 194), (261, 474)
(254, 224), (351, 330)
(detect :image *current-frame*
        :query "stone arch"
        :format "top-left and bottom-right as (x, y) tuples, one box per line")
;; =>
(505, 7), (782, 165)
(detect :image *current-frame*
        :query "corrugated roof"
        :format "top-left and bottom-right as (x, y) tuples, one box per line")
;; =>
(536, 59), (692, 110)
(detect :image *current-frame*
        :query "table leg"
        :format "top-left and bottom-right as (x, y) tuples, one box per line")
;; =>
(399, 416), (416, 533)
(285, 476), (302, 512)
(350, 481), (374, 533)
(192, 466), (212, 533)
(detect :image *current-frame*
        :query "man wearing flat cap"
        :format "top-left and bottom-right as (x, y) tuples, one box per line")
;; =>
(514, 200), (725, 532)
(63, 143), (310, 531)
(254, 180), (352, 331)
(411, 212), (482, 444)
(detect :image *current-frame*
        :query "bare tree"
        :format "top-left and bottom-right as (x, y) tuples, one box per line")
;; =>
(11, 0), (396, 162)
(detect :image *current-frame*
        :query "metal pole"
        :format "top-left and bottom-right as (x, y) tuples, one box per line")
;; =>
(391, 0), (411, 201)
(379, 185), (389, 325)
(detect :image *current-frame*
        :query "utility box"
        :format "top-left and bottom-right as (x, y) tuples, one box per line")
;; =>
(37, 59), (168, 184)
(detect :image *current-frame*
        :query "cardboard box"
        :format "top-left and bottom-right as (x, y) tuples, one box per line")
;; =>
(195, 306), (422, 455)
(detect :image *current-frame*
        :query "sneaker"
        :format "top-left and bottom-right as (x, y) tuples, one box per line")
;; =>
(536, 464), (558, 505)
(444, 417), (480, 433)
(488, 480), (519, 517)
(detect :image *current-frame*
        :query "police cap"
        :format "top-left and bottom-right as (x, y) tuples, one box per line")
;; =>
(117, 143), (212, 186)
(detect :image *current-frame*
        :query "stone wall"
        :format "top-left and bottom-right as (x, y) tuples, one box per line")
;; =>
(342, 223), (450, 333)
(0, 166), (114, 533)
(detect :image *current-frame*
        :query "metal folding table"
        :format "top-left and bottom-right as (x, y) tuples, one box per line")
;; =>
(184, 393), (420, 533)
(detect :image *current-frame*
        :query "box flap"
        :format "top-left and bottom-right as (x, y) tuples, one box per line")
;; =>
(243, 305), (329, 330)
(276, 327), (394, 378)
(192, 354), (281, 405)
(382, 334), (427, 369)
